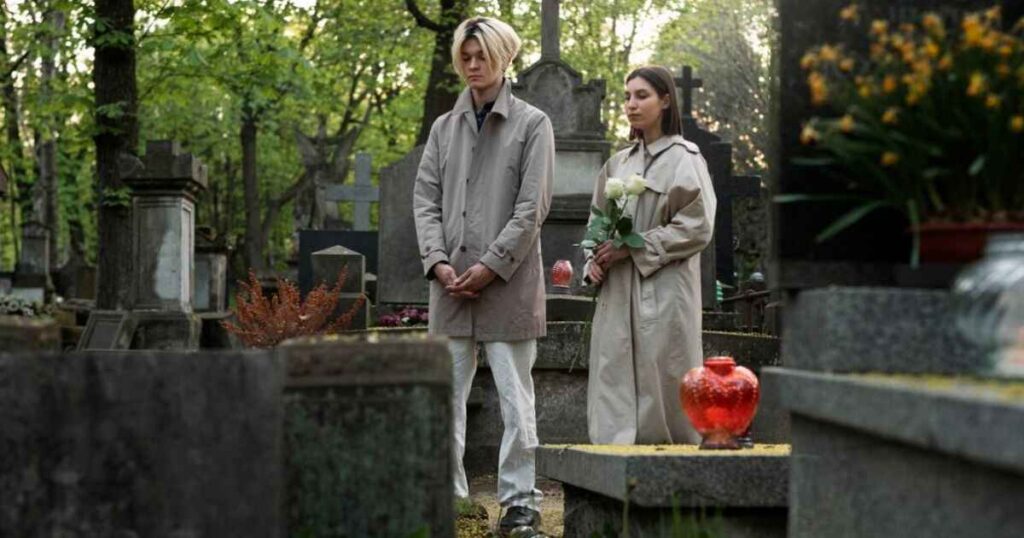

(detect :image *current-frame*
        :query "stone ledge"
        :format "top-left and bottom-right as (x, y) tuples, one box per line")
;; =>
(765, 367), (1024, 474)
(537, 444), (790, 508)
(783, 287), (984, 374)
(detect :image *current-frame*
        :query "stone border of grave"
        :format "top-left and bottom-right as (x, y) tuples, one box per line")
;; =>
(538, 444), (790, 538)
(766, 367), (1024, 537)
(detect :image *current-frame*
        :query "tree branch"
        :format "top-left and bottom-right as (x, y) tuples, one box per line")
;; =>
(404, 0), (445, 32)
(261, 170), (307, 240)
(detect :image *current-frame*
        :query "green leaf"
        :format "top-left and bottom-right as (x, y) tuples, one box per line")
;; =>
(623, 233), (645, 248)
(615, 216), (633, 236)
(815, 200), (890, 242)
(968, 156), (985, 176)
(591, 205), (605, 218)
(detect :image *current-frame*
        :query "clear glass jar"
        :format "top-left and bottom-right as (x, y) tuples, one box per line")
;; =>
(952, 232), (1024, 377)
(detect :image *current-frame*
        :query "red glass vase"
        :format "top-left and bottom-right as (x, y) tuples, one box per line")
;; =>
(551, 260), (573, 288)
(680, 356), (760, 449)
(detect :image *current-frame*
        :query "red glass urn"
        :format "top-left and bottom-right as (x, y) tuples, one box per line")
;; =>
(551, 259), (574, 288)
(680, 356), (760, 449)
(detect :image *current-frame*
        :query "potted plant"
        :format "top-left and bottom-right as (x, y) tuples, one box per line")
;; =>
(781, 5), (1024, 264)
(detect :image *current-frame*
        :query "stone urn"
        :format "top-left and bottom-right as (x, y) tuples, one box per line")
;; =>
(551, 260), (574, 289)
(680, 356), (760, 449)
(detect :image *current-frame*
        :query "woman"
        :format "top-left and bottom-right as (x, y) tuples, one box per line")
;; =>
(584, 65), (717, 445)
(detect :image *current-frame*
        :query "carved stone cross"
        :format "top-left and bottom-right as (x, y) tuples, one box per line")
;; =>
(674, 65), (703, 118)
(541, 0), (560, 60)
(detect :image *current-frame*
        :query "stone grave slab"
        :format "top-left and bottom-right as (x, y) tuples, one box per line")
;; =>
(310, 245), (368, 329)
(0, 315), (60, 351)
(298, 229), (378, 295)
(378, 145), (427, 305)
(766, 367), (1024, 538)
(279, 336), (453, 538)
(538, 444), (789, 538)
(0, 349), (283, 537)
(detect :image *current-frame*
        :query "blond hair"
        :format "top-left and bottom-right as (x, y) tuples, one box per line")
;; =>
(450, 17), (521, 80)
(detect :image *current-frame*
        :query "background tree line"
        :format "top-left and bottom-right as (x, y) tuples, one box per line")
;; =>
(0, 0), (773, 305)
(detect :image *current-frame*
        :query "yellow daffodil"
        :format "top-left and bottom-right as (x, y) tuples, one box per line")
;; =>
(938, 54), (954, 70)
(922, 13), (945, 38)
(808, 72), (829, 105)
(800, 124), (820, 145)
(986, 94), (1002, 109)
(981, 34), (999, 51)
(985, 6), (1001, 22)
(881, 152), (900, 167)
(870, 43), (886, 59)
(871, 20), (888, 36)
(963, 15), (984, 47)
(967, 72), (987, 96)
(882, 107), (899, 125)
(839, 114), (855, 133)
(882, 75), (898, 93)
(840, 4), (859, 22)
(858, 83), (873, 98)
(998, 44), (1014, 57)
(1011, 115), (1024, 132)
(923, 40), (941, 59)
(839, 58), (855, 72)
(800, 52), (817, 70)
(819, 44), (840, 63)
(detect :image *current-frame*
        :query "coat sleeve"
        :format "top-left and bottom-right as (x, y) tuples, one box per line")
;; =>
(582, 161), (610, 284)
(629, 152), (717, 278)
(479, 114), (555, 282)
(413, 118), (448, 279)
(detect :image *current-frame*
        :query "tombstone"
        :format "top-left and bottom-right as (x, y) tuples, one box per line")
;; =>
(12, 221), (53, 300)
(674, 66), (764, 307)
(194, 227), (229, 313)
(325, 151), (379, 231)
(515, 0), (612, 296)
(79, 141), (207, 350)
(310, 245), (369, 329)
(297, 229), (378, 296)
(0, 349), (283, 537)
(280, 337), (454, 538)
(772, 0), (1024, 290)
(378, 146), (428, 304)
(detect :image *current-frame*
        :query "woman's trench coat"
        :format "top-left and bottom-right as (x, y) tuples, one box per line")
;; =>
(413, 79), (555, 342)
(585, 134), (717, 445)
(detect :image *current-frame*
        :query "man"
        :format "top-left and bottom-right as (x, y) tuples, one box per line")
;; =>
(412, 15), (554, 535)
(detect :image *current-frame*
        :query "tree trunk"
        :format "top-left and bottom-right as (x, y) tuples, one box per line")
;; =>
(241, 102), (263, 271)
(409, 0), (469, 145)
(39, 6), (66, 269)
(93, 0), (139, 309)
(1, 8), (26, 263)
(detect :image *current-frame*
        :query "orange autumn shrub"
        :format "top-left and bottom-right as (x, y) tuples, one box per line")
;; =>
(221, 269), (366, 348)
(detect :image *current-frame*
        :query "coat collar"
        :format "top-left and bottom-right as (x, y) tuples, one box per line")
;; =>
(629, 134), (688, 194)
(453, 77), (513, 121)
(631, 134), (686, 158)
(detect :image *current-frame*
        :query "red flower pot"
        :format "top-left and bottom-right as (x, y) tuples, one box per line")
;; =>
(551, 260), (574, 288)
(917, 221), (1024, 264)
(680, 356), (760, 449)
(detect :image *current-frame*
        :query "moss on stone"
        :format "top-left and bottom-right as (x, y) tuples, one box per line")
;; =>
(852, 373), (1024, 403)
(545, 444), (791, 457)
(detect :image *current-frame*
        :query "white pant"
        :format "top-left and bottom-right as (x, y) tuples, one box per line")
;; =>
(449, 338), (542, 510)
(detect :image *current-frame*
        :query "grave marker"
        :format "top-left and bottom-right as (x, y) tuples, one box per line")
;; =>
(325, 152), (379, 231)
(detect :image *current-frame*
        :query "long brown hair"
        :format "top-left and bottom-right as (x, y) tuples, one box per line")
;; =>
(626, 66), (683, 141)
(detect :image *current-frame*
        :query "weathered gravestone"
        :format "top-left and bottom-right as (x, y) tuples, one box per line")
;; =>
(0, 349), (283, 537)
(310, 245), (369, 329)
(194, 227), (229, 313)
(378, 146), (427, 304)
(297, 229), (379, 296)
(79, 141), (207, 350)
(772, 0), (1024, 290)
(280, 336), (454, 538)
(11, 220), (53, 302)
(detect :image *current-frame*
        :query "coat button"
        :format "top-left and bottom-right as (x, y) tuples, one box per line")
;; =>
(462, 211), (466, 217)
(511, 256), (515, 262)
(460, 246), (467, 252)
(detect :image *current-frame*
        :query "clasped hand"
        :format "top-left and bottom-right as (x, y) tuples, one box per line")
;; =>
(435, 262), (496, 299)
(586, 240), (631, 285)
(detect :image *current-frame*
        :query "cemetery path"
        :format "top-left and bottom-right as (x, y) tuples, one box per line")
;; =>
(463, 474), (564, 537)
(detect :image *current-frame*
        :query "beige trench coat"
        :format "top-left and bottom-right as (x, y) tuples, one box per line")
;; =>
(413, 79), (555, 341)
(585, 134), (717, 445)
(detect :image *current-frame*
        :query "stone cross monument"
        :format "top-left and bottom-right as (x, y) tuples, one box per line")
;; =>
(325, 152), (379, 231)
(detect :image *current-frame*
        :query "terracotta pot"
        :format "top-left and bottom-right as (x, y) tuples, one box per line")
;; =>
(917, 221), (1024, 264)
(680, 356), (760, 449)
(551, 260), (573, 288)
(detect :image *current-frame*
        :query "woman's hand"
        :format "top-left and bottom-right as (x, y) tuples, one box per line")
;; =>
(593, 240), (631, 270)
(587, 261), (606, 285)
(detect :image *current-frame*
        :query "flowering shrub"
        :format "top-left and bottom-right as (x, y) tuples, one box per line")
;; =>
(0, 295), (54, 318)
(221, 269), (365, 348)
(786, 5), (1024, 260)
(377, 306), (429, 327)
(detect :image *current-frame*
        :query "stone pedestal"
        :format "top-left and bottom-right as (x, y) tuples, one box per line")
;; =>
(538, 444), (789, 538)
(310, 245), (368, 329)
(13, 221), (53, 300)
(279, 336), (453, 538)
(194, 230), (229, 313)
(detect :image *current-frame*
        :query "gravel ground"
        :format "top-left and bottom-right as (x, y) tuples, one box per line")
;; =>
(457, 474), (564, 538)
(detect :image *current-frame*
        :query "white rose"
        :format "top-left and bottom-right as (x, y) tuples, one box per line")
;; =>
(604, 177), (625, 200)
(625, 174), (647, 196)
